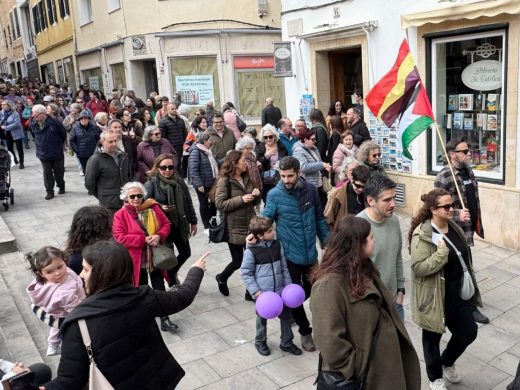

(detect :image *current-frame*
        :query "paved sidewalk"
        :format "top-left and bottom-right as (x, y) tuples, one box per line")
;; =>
(0, 146), (519, 389)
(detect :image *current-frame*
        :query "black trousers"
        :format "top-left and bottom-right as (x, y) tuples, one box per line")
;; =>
(78, 157), (90, 173)
(317, 186), (328, 213)
(422, 282), (478, 382)
(40, 158), (65, 194)
(138, 268), (166, 291)
(166, 232), (191, 286)
(174, 146), (183, 176)
(286, 260), (313, 336)
(220, 243), (245, 282)
(6, 135), (24, 164)
(195, 187), (216, 229)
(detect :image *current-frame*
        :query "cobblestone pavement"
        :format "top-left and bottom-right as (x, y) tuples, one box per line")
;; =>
(0, 145), (519, 389)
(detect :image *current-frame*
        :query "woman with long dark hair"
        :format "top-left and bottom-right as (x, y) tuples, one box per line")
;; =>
(214, 150), (260, 300)
(145, 154), (197, 287)
(41, 240), (208, 390)
(326, 100), (348, 133)
(309, 108), (329, 162)
(310, 215), (420, 389)
(409, 189), (480, 390)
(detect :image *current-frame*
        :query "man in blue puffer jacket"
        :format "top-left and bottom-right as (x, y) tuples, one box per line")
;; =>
(262, 156), (329, 353)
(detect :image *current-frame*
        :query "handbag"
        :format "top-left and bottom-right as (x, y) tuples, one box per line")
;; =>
(315, 311), (381, 390)
(209, 178), (231, 244)
(261, 168), (280, 186)
(78, 319), (115, 390)
(235, 114), (247, 132)
(431, 222), (476, 300)
(132, 211), (178, 270)
(151, 242), (178, 270)
(322, 176), (333, 193)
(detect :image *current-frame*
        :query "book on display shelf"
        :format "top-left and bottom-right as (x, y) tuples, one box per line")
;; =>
(463, 114), (473, 130)
(453, 113), (463, 130)
(458, 94), (473, 111)
(486, 94), (500, 111)
(448, 95), (458, 111)
(475, 94), (485, 111)
(487, 114), (498, 131)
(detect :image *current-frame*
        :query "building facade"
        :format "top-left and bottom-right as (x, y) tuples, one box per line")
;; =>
(0, 0), (25, 78)
(71, 0), (284, 122)
(30, 0), (75, 89)
(281, 0), (520, 250)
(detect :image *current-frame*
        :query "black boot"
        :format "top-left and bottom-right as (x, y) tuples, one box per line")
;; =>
(160, 317), (178, 332)
(58, 185), (65, 194)
(216, 274), (229, 296)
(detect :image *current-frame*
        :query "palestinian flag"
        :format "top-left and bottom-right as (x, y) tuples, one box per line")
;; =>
(365, 39), (434, 159)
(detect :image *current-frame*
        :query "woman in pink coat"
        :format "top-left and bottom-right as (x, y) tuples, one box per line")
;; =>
(112, 181), (177, 332)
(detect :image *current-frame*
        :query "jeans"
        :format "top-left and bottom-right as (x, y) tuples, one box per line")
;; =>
(196, 187), (217, 229)
(167, 232), (192, 286)
(220, 243), (245, 282)
(40, 158), (65, 194)
(422, 282), (478, 381)
(256, 306), (294, 347)
(393, 301), (404, 321)
(286, 260), (313, 336)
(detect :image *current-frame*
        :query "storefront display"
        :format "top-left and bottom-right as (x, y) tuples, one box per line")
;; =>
(430, 30), (505, 182)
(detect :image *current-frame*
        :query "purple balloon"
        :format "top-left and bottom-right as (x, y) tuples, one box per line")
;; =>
(256, 291), (284, 319)
(281, 284), (306, 308)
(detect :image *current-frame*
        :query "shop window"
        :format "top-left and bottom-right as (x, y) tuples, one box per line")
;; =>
(236, 70), (285, 119)
(111, 63), (126, 90)
(430, 30), (506, 182)
(82, 67), (103, 91)
(170, 57), (220, 109)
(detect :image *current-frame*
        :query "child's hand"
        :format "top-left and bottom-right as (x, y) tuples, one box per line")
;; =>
(254, 291), (262, 299)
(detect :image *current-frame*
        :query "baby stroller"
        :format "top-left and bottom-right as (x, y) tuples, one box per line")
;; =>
(0, 146), (14, 211)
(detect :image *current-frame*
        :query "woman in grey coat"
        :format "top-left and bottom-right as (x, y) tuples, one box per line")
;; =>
(0, 100), (25, 168)
(292, 126), (331, 211)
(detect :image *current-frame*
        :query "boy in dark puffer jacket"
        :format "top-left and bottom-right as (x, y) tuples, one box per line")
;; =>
(240, 216), (302, 357)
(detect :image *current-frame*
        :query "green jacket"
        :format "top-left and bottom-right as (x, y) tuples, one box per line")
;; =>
(410, 219), (481, 334)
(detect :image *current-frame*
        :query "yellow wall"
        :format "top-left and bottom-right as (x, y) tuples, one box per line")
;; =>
(30, 0), (73, 56)
(71, 0), (281, 52)
(0, 0), (24, 65)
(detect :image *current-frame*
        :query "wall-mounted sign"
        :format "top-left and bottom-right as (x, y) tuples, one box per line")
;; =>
(234, 56), (274, 69)
(88, 76), (99, 91)
(132, 36), (147, 56)
(274, 42), (292, 77)
(175, 75), (214, 105)
(461, 60), (502, 91)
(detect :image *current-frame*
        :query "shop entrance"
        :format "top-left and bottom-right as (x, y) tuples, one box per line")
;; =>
(328, 47), (363, 108)
(129, 59), (158, 98)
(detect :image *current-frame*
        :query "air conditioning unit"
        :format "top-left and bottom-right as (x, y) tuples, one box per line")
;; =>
(258, 0), (268, 16)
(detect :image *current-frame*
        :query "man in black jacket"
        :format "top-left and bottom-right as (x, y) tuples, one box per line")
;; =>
(84, 131), (132, 213)
(261, 97), (282, 127)
(346, 107), (371, 147)
(159, 103), (187, 170)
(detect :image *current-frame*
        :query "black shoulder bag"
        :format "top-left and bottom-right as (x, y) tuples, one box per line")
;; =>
(315, 310), (382, 390)
(209, 178), (231, 243)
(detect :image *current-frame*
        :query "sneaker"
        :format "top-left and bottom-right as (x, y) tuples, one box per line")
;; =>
(204, 228), (209, 236)
(216, 274), (229, 296)
(47, 345), (61, 356)
(280, 343), (302, 355)
(443, 365), (460, 384)
(255, 342), (270, 356)
(160, 317), (179, 332)
(473, 308), (489, 324)
(429, 378), (447, 390)
(79, 171), (85, 176)
(300, 334), (316, 352)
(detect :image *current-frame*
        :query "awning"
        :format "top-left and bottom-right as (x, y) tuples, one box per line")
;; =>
(401, 0), (520, 29)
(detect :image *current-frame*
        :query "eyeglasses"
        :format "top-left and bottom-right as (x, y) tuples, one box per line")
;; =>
(151, 132), (161, 136)
(454, 149), (469, 154)
(352, 181), (365, 189)
(309, 138), (317, 142)
(371, 153), (381, 158)
(263, 135), (274, 140)
(159, 165), (175, 171)
(128, 194), (144, 200)
(436, 203), (454, 211)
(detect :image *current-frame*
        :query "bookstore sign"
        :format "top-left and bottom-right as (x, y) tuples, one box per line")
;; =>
(461, 60), (502, 91)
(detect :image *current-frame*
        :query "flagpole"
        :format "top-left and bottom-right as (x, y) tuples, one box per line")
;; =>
(433, 121), (466, 209)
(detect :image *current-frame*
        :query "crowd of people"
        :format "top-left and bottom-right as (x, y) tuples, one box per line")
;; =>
(2, 77), (514, 390)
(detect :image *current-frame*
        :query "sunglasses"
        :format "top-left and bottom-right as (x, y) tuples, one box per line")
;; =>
(159, 165), (175, 171)
(371, 153), (381, 158)
(263, 135), (274, 140)
(454, 149), (469, 154)
(352, 182), (365, 189)
(151, 132), (161, 136)
(128, 194), (144, 200)
(436, 203), (454, 211)
(309, 138), (317, 142)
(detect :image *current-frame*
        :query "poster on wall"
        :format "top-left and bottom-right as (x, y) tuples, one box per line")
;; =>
(368, 112), (413, 174)
(88, 76), (99, 91)
(274, 42), (292, 77)
(175, 75), (214, 105)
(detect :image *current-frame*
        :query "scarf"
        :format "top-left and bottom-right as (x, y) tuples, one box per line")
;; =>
(156, 173), (190, 240)
(196, 143), (219, 179)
